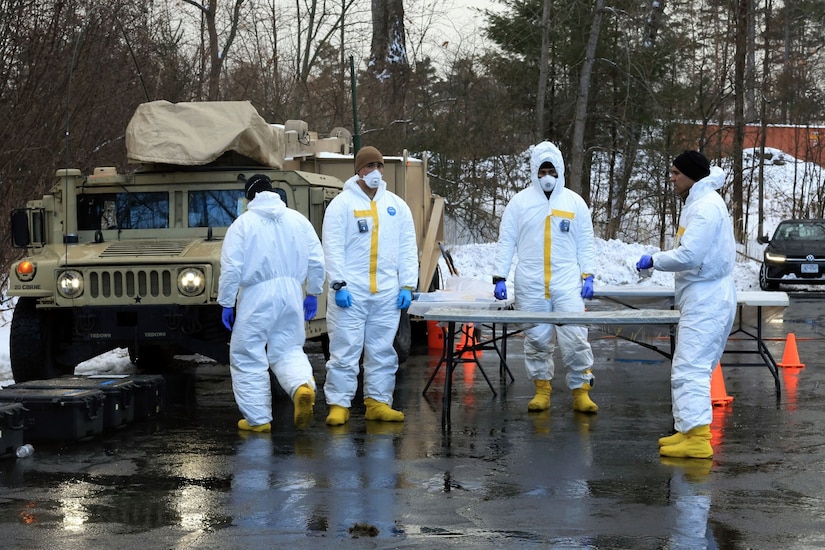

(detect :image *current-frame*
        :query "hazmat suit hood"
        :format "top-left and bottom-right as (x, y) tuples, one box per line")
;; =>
(685, 166), (725, 204)
(530, 141), (566, 192)
(246, 189), (287, 220)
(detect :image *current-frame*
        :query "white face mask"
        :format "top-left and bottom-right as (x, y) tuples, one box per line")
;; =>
(539, 175), (557, 192)
(363, 169), (382, 189)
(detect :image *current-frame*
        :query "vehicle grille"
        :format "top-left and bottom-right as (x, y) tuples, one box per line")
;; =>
(100, 241), (190, 257)
(88, 269), (174, 298)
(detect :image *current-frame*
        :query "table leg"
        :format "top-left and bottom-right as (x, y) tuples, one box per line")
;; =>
(422, 324), (447, 395)
(442, 321), (457, 430)
(755, 305), (781, 399)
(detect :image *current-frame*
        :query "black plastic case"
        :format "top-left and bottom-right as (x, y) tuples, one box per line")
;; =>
(0, 387), (105, 441)
(0, 402), (26, 457)
(12, 377), (136, 430)
(88, 374), (166, 420)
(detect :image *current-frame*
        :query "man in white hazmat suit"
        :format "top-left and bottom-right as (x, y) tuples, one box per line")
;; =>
(636, 151), (736, 459)
(218, 174), (325, 432)
(322, 146), (418, 426)
(493, 141), (599, 414)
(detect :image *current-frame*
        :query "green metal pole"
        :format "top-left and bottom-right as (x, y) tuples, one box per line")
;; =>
(350, 55), (361, 153)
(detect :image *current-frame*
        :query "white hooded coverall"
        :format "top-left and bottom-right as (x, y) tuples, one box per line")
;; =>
(651, 166), (736, 433)
(493, 141), (598, 390)
(218, 191), (325, 426)
(322, 175), (418, 408)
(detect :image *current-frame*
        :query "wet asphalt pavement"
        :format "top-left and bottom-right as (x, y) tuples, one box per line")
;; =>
(2, 293), (825, 549)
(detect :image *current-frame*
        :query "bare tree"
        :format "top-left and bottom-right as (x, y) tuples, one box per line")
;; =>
(180, 0), (245, 100)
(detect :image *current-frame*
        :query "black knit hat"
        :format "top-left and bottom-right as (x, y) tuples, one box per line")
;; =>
(673, 150), (711, 182)
(244, 174), (273, 200)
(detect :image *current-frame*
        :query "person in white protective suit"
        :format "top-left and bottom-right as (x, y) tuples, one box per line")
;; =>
(218, 174), (325, 432)
(492, 141), (599, 414)
(636, 151), (736, 459)
(322, 146), (418, 426)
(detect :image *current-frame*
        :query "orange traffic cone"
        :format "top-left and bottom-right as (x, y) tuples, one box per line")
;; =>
(711, 362), (734, 406)
(777, 333), (805, 369)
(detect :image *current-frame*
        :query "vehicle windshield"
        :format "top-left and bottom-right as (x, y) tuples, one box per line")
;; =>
(78, 192), (169, 230)
(188, 190), (245, 227)
(775, 222), (825, 241)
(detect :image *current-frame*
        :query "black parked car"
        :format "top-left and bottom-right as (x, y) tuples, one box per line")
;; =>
(758, 219), (825, 290)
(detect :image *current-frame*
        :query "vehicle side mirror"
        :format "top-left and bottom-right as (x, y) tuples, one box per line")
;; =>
(10, 208), (46, 247)
(756, 234), (770, 245)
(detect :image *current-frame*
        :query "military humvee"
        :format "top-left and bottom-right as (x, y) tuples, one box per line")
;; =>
(7, 101), (444, 382)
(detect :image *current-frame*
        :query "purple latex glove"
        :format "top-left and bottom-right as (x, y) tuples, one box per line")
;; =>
(221, 307), (235, 331)
(303, 295), (317, 321)
(581, 275), (594, 300)
(494, 280), (507, 300)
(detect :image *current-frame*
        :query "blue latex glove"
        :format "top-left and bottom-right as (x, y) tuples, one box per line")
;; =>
(398, 288), (412, 309)
(636, 255), (654, 271)
(581, 275), (594, 300)
(303, 295), (317, 321)
(335, 288), (352, 308)
(494, 280), (507, 300)
(221, 307), (235, 331)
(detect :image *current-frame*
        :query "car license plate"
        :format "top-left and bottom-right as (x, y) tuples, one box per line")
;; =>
(801, 263), (819, 274)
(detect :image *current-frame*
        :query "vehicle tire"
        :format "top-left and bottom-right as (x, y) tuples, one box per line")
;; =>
(394, 309), (411, 365)
(759, 264), (779, 291)
(10, 298), (59, 381)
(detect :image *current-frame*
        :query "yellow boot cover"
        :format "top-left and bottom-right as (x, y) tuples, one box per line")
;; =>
(528, 380), (552, 412)
(293, 384), (315, 429)
(238, 419), (271, 432)
(659, 425), (713, 459)
(326, 405), (350, 426)
(572, 385), (598, 413)
(658, 432), (687, 447)
(364, 397), (405, 422)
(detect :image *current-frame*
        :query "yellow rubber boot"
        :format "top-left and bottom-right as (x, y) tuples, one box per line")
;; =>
(364, 397), (404, 422)
(293, 383), (315, 429)
(527, 380), (552, 412)
(659, 425), (713, 459)
(572, 384), (598, 413)
(658, 432), (687, 447)
(238, 419), (271, 432)
(326, 405), (350, 426)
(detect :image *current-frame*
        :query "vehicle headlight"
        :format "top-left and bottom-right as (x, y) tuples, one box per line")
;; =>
(57, 270), (84, 298)
(765, 251), (786, 263)
(177, 267), (205, 296)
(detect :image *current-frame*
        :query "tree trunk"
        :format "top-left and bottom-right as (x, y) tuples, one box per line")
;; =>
(732, 0), (748, 242)
(536, 0), (551, 140)
(569, 0), (605, 200)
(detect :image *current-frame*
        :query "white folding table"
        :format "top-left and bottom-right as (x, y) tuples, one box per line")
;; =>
(593, 286), (790, 398)
(415, 304), (681, 430)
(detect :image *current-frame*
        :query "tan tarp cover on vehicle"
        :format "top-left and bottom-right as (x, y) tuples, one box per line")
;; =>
(125, 100), (285, 168)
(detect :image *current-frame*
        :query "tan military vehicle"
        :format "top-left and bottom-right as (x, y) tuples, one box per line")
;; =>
(7, 101), (444, 382)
